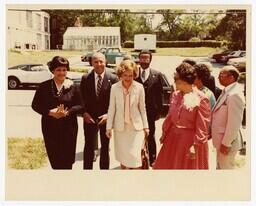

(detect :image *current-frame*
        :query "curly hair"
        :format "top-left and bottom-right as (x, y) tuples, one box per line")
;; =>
(182, 58), (196, 66)
(175, 62), (196, 84)
(47, 56), (70, 72)
(194, 63), (211, 83)
(116, 60), (139, 78)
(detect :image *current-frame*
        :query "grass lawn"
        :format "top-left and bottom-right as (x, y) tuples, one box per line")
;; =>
(8, 137), (48, 169)
(8, 50), (84, 67)
(8, 47), (224, 67)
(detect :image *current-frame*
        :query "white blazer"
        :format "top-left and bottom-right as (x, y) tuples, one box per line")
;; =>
(106, 81), (148, 131)
(211, 82), (245, 150)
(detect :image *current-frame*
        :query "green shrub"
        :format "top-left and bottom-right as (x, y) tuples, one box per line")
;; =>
(123, 40), (222, 48)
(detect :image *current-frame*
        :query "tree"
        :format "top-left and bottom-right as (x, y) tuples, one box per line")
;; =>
(210, 10), (246, 49)
(156, 9), (185, 40)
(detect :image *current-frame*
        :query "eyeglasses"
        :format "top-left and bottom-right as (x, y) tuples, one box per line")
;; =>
(219, 73), (231, 78)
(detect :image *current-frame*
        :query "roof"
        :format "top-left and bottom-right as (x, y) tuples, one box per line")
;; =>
(63, 27), (120, 37)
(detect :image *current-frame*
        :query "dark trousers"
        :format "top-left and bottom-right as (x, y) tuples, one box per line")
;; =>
(83, 123), (109, 169)
(148, 117), (157, 165)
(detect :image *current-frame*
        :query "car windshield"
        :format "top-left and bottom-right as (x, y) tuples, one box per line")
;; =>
(31, 65), (48, 71)
(229, 51), (236, 55)
(19, 65), (30, 71)
(240, 52), (246, 57)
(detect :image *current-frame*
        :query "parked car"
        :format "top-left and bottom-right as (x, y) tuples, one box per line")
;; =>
(209, 50), (233, 63)
(220, 50), (246, 63)
(161, 73), (174, 117)
(81, 47), (107, 63)
(7, 64), (83, 89)
(227, 57), (246, 72)
(81, 47), (138, 66)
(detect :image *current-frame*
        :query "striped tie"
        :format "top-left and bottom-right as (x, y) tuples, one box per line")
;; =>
(141, 70), (145, 82)
(96, 75), (103, 97)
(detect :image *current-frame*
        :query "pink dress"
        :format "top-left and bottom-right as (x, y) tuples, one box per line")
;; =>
(153, 89), (211, 169)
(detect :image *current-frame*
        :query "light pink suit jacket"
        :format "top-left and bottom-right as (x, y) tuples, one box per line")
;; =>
(211, 82), (245, 150)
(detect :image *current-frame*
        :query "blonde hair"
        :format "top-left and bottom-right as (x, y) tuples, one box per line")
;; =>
(116, 60), (139, 78)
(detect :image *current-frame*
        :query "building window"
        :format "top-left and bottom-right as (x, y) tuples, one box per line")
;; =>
(44, 17), (49, 32)
(37, 33), (42, 50)
(36, 14), (41, 31)
(26, 11), (32, 28)
(45, 35), (49, 49)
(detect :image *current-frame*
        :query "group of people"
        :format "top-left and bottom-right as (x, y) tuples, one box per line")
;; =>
(32, 50), (245, 170)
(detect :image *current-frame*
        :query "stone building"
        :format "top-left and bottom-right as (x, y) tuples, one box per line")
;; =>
(7, 9), (50, 50)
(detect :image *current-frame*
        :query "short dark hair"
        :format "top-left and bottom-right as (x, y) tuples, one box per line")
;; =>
(182, 58), (196, 66)
(194, 63), (211, 83)
(139, 50), (152, 61)
(176, 62), (196, 84)
(47, 56), (70, 72)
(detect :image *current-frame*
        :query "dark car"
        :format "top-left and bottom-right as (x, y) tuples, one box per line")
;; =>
(210, 50), (232, 63)
(220, 50), (246, 64)
(161, 73), (174, 117)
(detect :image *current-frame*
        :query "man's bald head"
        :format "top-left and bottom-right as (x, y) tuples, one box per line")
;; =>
(221, 66), (240, 81)
(92, 52), (106, 61)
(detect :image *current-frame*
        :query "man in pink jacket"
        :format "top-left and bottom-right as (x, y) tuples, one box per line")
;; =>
(211, 66), (245, 169)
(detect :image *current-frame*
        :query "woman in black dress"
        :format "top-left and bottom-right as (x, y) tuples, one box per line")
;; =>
(32, 56), (82, 169)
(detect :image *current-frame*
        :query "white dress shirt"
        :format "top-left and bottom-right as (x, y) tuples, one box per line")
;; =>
(140, 67), (150, 83)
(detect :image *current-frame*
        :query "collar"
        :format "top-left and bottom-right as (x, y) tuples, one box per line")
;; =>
(53, 79), (64, 92)
(117, 80), (136, 89)
(224, 82), (237, 93)
(94, 70), (105, 80)
(140, 67), (150, 72)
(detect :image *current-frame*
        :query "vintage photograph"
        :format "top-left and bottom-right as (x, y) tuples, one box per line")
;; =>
(5, 4), (251, 201)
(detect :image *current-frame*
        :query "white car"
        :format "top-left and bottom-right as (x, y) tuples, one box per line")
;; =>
(227, 57), (246, 72)
(7, 64), (83, 89)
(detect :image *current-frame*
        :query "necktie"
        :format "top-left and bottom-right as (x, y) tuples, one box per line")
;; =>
(141, 70), (145, 82)
(124, 89), (130, 124)
(96, 75), (103, 97)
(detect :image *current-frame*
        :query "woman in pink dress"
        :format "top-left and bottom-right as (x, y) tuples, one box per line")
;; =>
(153, 62), (211, 169)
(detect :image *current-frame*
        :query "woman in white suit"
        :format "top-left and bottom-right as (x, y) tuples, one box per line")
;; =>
(106, 60), (149, 169)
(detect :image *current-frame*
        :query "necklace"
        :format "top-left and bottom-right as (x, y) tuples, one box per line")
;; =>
(51, 79), (64, 97)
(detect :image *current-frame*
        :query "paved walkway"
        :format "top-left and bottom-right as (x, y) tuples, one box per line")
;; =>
(41, 118), (246, 170)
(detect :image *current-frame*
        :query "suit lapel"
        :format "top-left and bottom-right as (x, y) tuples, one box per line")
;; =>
(98, 71), (109, 98)
(213, 83), (237, 112)
(213, 92), (228, 111)
(146, 69), (155, 89)
(89, 72), (97, 98)
(117, 81), (124, 114)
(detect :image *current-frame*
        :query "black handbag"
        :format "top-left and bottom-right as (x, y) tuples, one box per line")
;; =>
(141, 137), (150, 169)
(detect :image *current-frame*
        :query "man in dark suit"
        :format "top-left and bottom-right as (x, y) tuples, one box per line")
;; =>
(80, 52), (118, 169)
(135, 50), (163, 166)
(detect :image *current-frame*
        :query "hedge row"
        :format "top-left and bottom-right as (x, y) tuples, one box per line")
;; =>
(123, 40), (222, 48)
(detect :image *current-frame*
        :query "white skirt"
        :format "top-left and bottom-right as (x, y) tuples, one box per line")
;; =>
(114, 123), (144, 168)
